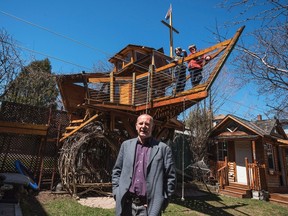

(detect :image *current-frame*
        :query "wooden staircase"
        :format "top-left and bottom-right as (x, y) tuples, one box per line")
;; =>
(268, 187), (288, 205)
(269, 193), (288, 205)
(219, 182), (252, 198)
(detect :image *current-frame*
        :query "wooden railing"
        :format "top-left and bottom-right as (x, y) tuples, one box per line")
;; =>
(247, 160), (266, 191)
(84, 27), (246, 108)
(217, 157), (266, 191)
(217, 157), (267, 191)
(217, 157), (228, 189)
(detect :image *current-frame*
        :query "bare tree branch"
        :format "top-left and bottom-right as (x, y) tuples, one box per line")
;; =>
(0, 29), (23, 99)
(218, 0), (288, 118)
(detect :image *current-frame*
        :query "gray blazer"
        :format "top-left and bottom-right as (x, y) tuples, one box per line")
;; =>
(112, 137), (176, 216)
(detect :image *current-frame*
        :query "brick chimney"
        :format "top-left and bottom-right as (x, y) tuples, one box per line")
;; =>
(257, 114), (262, 121)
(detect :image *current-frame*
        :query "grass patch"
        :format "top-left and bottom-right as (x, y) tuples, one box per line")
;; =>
(20, 191), (288, 216)
(20, 193), (115, 216)
(44, 197), (115, 216)
(164, 194), (288, 216)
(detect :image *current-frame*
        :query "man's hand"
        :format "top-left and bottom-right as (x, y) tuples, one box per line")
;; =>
(205, 55), (211, 61)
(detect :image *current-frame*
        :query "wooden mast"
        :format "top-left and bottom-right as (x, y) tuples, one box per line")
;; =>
(161, 4), (179, 57)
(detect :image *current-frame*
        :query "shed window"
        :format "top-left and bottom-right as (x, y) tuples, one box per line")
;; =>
(218, 141), (227, 161)
(266, 143), (275, 170)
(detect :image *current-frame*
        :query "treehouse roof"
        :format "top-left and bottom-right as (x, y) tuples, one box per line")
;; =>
(108, 44), (170, 77)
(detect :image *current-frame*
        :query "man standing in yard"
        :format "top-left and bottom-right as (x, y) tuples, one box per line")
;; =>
(112, 114), (176, 216)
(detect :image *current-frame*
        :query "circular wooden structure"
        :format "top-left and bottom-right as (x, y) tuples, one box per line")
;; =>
(58, 121), (120, 196)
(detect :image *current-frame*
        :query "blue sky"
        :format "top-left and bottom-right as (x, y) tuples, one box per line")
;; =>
(0, 0), (271, 120)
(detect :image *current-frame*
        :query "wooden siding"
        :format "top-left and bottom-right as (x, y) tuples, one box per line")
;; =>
(119, 83), (132, 105)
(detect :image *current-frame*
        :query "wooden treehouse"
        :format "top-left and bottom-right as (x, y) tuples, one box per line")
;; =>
(56, 26), (244, 196)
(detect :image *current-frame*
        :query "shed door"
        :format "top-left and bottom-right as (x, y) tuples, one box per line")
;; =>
(235, 141), (252, 184)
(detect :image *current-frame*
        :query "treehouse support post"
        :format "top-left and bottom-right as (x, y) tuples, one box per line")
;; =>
(110, 72), (114, 103)
(132, 72), (136, 105)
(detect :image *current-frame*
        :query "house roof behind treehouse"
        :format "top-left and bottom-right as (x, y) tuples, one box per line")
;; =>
(212, 114), (287, 140)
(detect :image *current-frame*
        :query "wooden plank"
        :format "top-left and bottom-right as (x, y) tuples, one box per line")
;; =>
(0, 121), (48, 130)
(120, 83), (132, 105)
(115, 77), (132, 81)
(88, 77), (111, 83)
(84, 99), (136, 112)
(0, 127), (47, 136)
(65, 126), (78, 130)
(71, 119), (84, 123)
(136, 90), (208, 111)
(0, 121), (48, 136)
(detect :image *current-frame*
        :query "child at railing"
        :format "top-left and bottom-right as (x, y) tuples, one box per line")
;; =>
(172, 47), (187, 94)
(187, 44), (211, 87)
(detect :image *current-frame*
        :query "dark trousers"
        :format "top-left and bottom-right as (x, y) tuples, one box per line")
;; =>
(175, 66), (186, 93)
(121, 199), (148, 216)
(189, 68), (203, 86)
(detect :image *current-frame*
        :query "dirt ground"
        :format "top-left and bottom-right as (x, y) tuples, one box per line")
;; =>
(35, 190), (70, 204)
(34, 190), (115, 209)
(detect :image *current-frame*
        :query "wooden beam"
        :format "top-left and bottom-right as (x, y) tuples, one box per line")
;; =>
(136, 90), (208, 111)
(115, 77), (133, 81)
(252, 140), (257, 162)
(0, 121), (48, 136)
(88, 77), (111, 83)
(161, 20), (179, 34)
(84, 99), (136, 112)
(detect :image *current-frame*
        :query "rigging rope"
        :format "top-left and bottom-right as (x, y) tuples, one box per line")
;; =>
(181, 97), (186, 201)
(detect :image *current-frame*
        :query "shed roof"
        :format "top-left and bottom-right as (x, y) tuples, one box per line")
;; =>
(212, 114), (287, 140)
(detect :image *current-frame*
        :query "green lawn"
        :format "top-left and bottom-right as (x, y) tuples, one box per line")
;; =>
(20, 191), (288, 216)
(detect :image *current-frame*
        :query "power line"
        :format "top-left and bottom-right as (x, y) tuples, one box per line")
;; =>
(225, 97), (268, 114)
(217, 100), (270, 120)
(15, 43), (92, 71)
(0, 10), (149, 71)
(0, 10), (112, 58)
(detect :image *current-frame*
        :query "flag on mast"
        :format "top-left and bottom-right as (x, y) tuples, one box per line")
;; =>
(165, 4), (172, 20)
